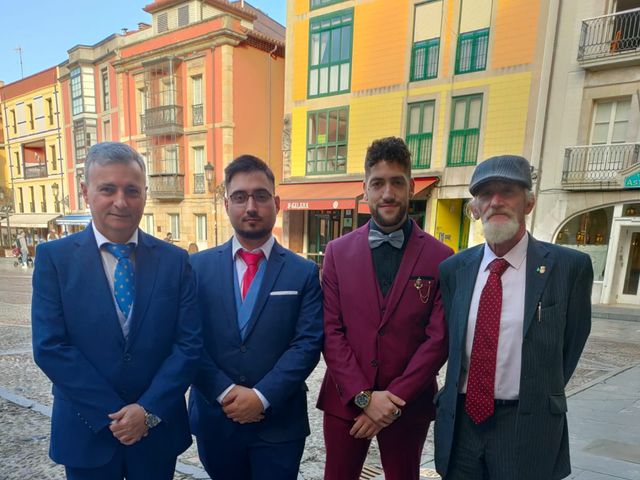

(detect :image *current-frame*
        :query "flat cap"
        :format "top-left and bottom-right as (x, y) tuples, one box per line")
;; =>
(469, 155), (532, 195)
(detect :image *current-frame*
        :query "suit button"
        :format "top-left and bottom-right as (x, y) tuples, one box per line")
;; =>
(378, 328), (385, 336)
(381, 307), (386, 314)
(370, 359), (378, 367)
(123, 354), (132, 362)
(239, 376), (246, 383)
(240, 346), (247, 353)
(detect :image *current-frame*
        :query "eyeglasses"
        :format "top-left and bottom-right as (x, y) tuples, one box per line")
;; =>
(227, 189), (273, 205)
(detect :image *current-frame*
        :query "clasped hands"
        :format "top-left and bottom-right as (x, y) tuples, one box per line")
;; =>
(222, 385), (265, 424)
(350, 390), (406, 440)
(108, 403), (148, 446)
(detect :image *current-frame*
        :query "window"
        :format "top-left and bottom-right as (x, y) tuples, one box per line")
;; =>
(29, 186), (35, 212)
(18, 188), (24, 213)
(158, 12), (168, 33)
(14, 152), (21, 175)
(143, 214), (155, 236)
(195, 214), (207, 242)
(138, 88), (146, 133)
(411, 39), (439, 81)
(49, 145), (57, 171)
(591, 98), (630, 145)
(73, 119), (97, 163)
(41, 185), (47, 213)
(308, 10), (353, 97)
(27, 104), (34, 130)
(101, 68), (110, 111)
(102, 120), (111, 141)
(193, 146), (205, 194)
(456, 28), (489, 74)
(192, 75), (203, 126)
(448, 94), (482, 166)
(406, 101), (435, 168)
(411, 1), (442, 81)
(46, 98), (54, 125)
(169, 214), (180, 239)
(178, 5), (189, 27)
(306, 107), (348, 174)
(70, 68), (83, 115)
(10, 109), (17, 134)
(165, 146), (179, 173)
(311, 0), (345, 8)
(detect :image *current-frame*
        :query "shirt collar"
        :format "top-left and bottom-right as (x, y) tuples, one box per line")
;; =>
(92, 223), (139, 248)
(232, 235), (275, 260)
(481, 231), (529, 272)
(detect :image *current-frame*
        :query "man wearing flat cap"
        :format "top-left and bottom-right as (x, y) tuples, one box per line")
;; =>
(434, 155), (593, 480)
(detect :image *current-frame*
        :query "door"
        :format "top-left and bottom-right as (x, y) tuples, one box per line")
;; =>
(617, 227), (640, 305)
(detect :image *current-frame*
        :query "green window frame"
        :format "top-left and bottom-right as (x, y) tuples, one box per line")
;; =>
(306, 107), (349, 175)
(308, 10), (353, 98)
(447, 94), (482, 166)
(310, 0), (345, 8)
(455, 28), (489, 74)
(411, 38), (439, 81)
(406, 101), (435, 169)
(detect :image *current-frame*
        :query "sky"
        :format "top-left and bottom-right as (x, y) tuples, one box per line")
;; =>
(0, 0), (286, 86)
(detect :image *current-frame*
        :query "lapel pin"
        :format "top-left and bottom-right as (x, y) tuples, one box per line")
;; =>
(537, 266), (546, 274)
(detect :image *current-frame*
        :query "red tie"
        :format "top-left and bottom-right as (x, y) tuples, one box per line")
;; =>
(465, 258), (510, 424)
(238, 250), (264, 299)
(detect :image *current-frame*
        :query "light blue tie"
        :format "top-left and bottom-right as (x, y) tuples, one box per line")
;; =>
(103, 243), (135, 319)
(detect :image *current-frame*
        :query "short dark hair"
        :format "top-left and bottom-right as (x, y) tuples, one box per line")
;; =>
(224, 154), (275, 190)
(364, 137), (412, 179)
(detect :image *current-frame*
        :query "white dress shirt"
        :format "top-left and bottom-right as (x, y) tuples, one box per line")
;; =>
(91, 223), (138, 338)
(217, 235), (275, 411)
(460, 233), (529, 400)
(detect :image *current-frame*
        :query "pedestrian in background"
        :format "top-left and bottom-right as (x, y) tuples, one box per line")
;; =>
(434, 155), (593, 480)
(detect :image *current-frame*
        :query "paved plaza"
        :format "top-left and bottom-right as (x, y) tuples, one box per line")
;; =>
(0, 258), (638, 479)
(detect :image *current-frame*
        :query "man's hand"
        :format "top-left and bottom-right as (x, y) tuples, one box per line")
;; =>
(108, 403), (148, 445)
(363, 390), (406, 427)
(349, 412), (383, 439)
(222, 385), (265, 424)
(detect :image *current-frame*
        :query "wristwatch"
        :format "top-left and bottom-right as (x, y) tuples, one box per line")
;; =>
(354, 390), (372, 409)
(144, 410), (161, 429)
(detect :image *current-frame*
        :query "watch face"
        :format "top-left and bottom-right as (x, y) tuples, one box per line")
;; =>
(145, 413), (160, 429)
(355, 391), (370, 409)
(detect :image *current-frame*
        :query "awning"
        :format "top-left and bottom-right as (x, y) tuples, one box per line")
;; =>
(0, 213), (61, 228)
(357, 177), (438, 214)
(56, 214), (92, 226)
(278, 181), (364, 211)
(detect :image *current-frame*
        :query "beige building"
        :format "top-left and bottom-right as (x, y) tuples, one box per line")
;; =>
(532, 0), (640, 306)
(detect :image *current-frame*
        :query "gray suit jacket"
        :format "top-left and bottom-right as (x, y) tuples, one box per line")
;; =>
(434, 234), (593, 480)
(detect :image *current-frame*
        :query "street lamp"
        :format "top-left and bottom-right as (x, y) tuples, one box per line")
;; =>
(52, 182), (60, 213)
(204, 162), (225, 246)
(0, 188), (14, 248)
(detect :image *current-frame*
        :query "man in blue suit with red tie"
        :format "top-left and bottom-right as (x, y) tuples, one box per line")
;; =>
(189, 154), (323, 480)
(32, 142), (202, 480)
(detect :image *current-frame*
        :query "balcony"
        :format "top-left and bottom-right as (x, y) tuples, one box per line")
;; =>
(148, 173), (185, 200)
(192, 104), (203, 126)
(23, 163), (48, 179)
(562, 143), (640, 190)
(193, 173), (205, 194)
(577, 8), (640, 69)
(144, 105), (183, 135)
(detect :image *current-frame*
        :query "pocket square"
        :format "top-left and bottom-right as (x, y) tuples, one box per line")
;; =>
(270, 290), (299, 296)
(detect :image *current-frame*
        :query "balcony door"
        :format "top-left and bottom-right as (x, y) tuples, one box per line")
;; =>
(587, 98), (630, 180)
(616, 227), (640, 305)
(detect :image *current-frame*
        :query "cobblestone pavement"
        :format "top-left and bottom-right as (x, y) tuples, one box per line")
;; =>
(1, 259), (639, 479)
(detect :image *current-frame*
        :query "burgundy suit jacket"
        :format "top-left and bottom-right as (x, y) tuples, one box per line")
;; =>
(317, 220), (453, 421)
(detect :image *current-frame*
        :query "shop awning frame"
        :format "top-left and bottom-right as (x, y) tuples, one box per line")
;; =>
(0, 213), (61, 228)
(278, 181), (365, 211)
(56, 214), (92, 226)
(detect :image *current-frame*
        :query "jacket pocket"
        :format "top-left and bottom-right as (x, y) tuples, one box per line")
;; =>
(549, 393), (567, 414)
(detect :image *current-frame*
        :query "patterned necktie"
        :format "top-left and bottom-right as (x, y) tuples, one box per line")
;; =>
(103, 243), (135, 319)
(237, 250), (264, 299)
(368, 229), (404, 249)
(465, 258), (510, 424)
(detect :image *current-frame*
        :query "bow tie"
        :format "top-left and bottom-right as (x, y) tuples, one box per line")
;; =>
(368, 229), (404, 249)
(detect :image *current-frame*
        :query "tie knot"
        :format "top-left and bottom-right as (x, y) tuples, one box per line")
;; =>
(238, 249), (264, 267)
(104, 243), (134, 259)
(489, 258), (510, 276)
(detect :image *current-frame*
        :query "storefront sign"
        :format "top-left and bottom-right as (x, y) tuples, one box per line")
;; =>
(624, 172), (640, 189)
(286, 202), (310, 210)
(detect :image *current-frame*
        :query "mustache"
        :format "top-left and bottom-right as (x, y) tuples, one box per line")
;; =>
(485, 208), (516, 220)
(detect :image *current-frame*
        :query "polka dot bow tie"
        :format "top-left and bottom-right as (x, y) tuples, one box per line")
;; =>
(103, 243), (135, 319)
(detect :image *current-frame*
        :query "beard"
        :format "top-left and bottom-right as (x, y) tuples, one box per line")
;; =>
(481, 214), (520, 244)
(236, 226), (271, 240)
(370, 203), (408, 229)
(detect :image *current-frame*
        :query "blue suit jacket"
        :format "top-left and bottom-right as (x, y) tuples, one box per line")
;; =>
(188, 239), (323, 443)
(434, 235), (593, 480)
(31, 226), (202, 469)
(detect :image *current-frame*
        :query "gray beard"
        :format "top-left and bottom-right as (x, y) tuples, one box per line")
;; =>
(482, 217), (520, 244)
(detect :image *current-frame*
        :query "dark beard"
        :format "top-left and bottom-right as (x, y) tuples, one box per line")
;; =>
(371, 205), (407, 229)
(236, 227), (271, 240)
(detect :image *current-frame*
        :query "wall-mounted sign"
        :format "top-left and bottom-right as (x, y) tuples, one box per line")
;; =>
(624, 172), (640, 189)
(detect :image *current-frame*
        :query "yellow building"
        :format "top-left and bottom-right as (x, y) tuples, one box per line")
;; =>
(282, 0), (552, 256)
(0, 67), (67, 248)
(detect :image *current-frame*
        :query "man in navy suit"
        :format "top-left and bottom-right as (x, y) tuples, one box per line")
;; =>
(32, 142), (202, 480)
(434, 155), (593, 480)
(189, 154), (323, 480)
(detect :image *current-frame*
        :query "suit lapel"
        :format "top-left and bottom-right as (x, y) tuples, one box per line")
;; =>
(74, 225), (126, 347)
(127, 230), (159, 345)
(523, 235), (552, 336)
(455, 246), (484, 349)
(242, 242), (285, 341)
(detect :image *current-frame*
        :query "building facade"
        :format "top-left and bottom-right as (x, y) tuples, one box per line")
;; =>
(282, 0), (555, 262)
(533, 0), (640, 306)
(0, 68), (66, 247)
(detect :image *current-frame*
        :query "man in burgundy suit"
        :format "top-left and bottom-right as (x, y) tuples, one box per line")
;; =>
(317, 137), (453, 480)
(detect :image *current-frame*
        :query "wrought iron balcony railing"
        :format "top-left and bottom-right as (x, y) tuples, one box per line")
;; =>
(578, 8), (640, 62)
(144, 105), (183, 135)
(148, 173), (185, 200)
(562, 143), (640, 189)
(193, 173), (205, 194)
(192, 104), (203, 126)
(23, 164), (48, 179)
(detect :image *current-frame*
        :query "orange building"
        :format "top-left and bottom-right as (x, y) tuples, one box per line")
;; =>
(57, 0), (284, 248)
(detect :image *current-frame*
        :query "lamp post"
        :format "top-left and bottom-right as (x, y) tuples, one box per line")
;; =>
(51, 182), (61, 213)
(0, 188), (14, 248)
(204, 162), (225, 246)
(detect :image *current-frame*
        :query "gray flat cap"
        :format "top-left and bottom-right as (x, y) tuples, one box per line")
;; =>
(469, 155), (532, 195)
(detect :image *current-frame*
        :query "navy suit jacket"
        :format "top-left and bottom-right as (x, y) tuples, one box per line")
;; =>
(434, 235), (593, 480)
(31, 226), (202, 469)
(189, 239), (323, 443)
